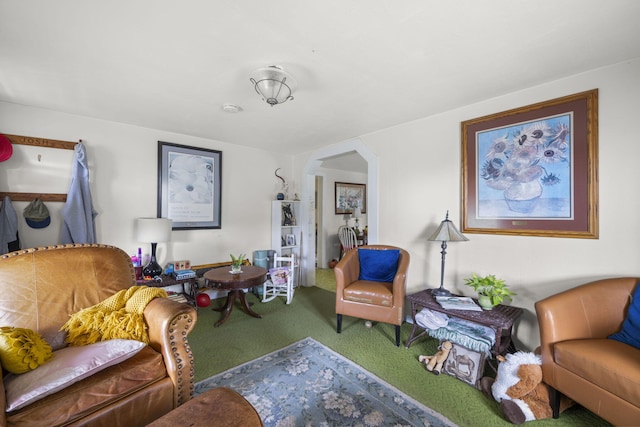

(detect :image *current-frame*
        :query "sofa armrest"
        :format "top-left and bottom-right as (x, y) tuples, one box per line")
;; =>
(144, 298), (197, 407)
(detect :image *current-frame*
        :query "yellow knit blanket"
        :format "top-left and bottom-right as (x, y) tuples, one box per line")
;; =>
(61, 286), (168, 346)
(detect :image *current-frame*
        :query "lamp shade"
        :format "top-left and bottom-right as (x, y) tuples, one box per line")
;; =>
(428, 213), (468, 242)
(135, 218), (172, 243)
(354, 207), (362, 219)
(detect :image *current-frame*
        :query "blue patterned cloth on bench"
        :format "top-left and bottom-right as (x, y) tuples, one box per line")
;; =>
(415, 308), (495, 356)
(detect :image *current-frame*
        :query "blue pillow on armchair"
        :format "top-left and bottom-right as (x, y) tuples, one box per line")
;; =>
(609, 282), (640, 349)
(358, 249), (400, 283)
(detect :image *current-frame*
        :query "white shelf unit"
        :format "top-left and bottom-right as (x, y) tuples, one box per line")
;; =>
(271, 200), (301, 285)
(271, 200), (301, 257)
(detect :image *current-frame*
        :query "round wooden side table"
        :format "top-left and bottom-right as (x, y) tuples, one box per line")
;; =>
(204, 265), (268, 327)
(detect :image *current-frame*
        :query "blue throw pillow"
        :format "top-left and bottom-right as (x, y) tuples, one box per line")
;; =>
(609, 282), (640, 349)
(358, 249), (400, 283)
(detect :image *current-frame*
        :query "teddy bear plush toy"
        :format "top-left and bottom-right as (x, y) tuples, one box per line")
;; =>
(479, 351), (572, 425)
(418, 340), (452, 375)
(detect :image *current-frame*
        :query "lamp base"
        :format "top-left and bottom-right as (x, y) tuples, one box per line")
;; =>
(143, 260), (163, 278)
(431, 287), (452, 297)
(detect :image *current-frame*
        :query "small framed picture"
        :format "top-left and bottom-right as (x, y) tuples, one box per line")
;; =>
(282, 203), (296, 226)
(285, 234), (296, 247)
(442, 342), (486, 388)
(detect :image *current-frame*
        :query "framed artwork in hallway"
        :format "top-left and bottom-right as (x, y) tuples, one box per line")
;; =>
(335, 182), (366, 215)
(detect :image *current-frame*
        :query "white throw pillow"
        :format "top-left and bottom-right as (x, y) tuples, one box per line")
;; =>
(4, 339), (145, 412)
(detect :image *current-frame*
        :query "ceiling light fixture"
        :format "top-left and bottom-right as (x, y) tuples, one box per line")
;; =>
(249, 65), (294, 106)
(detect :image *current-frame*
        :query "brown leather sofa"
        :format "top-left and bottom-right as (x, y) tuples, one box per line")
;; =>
(334, 245), (409, 346)
(0, 244), (198, 427)
(535, 277), (640, 426)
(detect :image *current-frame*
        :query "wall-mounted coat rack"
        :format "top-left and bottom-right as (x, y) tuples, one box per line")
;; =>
(0, 133), (80, 203)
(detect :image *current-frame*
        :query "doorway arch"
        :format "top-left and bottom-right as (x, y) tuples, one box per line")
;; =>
(300, 138), (378, 287)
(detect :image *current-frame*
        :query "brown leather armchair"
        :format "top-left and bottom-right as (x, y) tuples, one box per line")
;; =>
(334, 245), (409, 346)
(0, 244), (197, 427)
(535, 277), (640, 426)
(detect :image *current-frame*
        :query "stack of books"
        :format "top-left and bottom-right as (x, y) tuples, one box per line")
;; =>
(173, 269), (196, 280)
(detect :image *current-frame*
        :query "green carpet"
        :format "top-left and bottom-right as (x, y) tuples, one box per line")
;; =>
(315, 268), (336, 292)
(188, 284), (610, 427)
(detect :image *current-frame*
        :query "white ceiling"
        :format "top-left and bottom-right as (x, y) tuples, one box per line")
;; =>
(2, 1), (640, 156)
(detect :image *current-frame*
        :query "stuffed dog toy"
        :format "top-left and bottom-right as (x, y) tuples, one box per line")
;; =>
(418, 340), (452, 375)
(480, 351), (572, 424)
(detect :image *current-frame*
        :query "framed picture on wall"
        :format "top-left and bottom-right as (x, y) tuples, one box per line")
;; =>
(157, 141), (222, 229)
(461, 89), (598, 238)
(335, 182), (366, 215)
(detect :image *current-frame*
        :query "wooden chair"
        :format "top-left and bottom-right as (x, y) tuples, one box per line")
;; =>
(338, 225), (358, 259)
(334, 245), (410, 346)
(262, 253), (296, 304)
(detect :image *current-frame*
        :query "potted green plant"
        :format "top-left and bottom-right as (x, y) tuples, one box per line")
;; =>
(230, 253), (246, 273)
(464, 273), (516, 310)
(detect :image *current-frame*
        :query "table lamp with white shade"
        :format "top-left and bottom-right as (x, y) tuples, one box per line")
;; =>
(136, 217), (172, 278)
(343, 213), (352, 227)
(353, 206), (362, 232)
(428, 211), (468, 296)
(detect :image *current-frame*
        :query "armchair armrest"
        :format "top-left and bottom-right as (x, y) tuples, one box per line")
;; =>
(334, 249), (360, 292)
(391, 249), (410, 303)
(144, 298), (197, 407)
(536, 278), (635, 343)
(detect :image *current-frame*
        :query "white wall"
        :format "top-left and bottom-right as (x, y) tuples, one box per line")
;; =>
(0, 102), (293, 267)
(3, 58), (639, 351)
(317, 167), (367, 266)
(296, 58), (640, 351)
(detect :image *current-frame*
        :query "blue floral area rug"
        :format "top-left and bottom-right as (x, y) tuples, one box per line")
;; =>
(195, 337), (457, 427)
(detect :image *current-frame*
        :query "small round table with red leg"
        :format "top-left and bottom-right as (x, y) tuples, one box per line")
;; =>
(204, 265), (268, 327)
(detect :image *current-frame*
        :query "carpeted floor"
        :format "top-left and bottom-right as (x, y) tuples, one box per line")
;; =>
(187, 280), (610, 427)
(315, 268), (337, 292)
